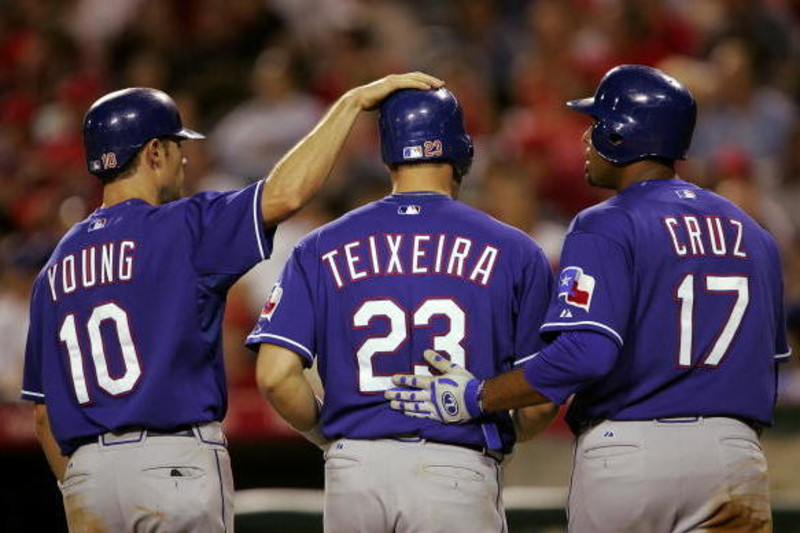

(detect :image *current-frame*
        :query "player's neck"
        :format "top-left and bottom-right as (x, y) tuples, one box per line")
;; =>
(616, 160), (677, 191)
(391, 164), (457, 197)
(101, 174), (159, 208)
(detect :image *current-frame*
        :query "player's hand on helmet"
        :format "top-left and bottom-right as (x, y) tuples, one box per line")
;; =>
(350, 72), (445, 110)
(385, 349), (483, 424)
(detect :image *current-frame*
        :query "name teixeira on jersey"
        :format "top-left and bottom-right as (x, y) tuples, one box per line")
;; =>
(321, 233), (499, 289)
(45, 241), (136, 302)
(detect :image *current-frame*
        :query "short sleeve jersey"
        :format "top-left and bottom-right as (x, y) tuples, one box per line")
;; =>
(247, 193), (553, 453)
(22, 182), (274, 455)
(540, 179), (790, 430)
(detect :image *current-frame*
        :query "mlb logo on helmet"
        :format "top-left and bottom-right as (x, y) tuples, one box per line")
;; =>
(557, 266), (596, 311)
(402, 146), (423, 159)
(260, 284), (284, 320)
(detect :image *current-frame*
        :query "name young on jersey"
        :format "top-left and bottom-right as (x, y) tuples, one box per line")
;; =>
(321, 233), (500, 289)
(46, 241), (136, 302)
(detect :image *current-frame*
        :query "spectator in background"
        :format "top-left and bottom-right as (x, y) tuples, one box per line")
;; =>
(479, 161), (565, 267)
(692, 36), (797, 188)
(708, 146), (795, 251)
(210, 47), (324, 180)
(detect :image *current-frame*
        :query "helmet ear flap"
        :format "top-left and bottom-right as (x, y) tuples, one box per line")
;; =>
(591, 119), (630, 164)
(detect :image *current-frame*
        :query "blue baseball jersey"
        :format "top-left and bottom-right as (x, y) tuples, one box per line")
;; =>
(22, 182), (274, 455)
(246, 192), (553, 453)
(535, 178), (790, 431)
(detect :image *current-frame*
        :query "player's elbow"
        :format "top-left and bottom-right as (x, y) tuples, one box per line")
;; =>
(260, 181), (305, 227)
(255, 363), (286, 399)
(514, 403), (559, 442)
(255, 345), (304, 399)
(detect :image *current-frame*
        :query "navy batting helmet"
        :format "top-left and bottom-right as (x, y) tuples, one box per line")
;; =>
(567, 65), (696, 164)
(379, 88), (473, 178)
(83, 88), (204, 177)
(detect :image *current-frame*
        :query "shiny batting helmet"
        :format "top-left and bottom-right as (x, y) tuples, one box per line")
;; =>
(379, 88), (473, 178)
(567, 65), (696, 164)
(83, 88), (204, 177)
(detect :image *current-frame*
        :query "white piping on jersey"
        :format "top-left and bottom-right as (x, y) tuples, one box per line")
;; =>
(540, 320), (624, 346)
(514, 352), (540, 366)
(21, 389), (44, 398)
(253, 180), (266, 260)
(248, 333), (313, 361)
(775, 349), (793, 360)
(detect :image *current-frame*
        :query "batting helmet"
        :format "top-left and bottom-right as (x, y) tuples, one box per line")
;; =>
(379, 88), (473, 178)
(567, 65), (696, 164)
(83, 88), (204, 177)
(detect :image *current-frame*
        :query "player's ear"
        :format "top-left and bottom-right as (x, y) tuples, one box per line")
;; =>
(142, 138), (167, 171)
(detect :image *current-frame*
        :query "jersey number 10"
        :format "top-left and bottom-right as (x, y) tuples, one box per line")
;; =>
(59, 302), (142, 404)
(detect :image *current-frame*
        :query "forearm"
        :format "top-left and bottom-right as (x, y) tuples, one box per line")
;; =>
(33, 404), (68, 481)
(259, 72), (443, 226)
(481, 368), (552, 412)
(262, 371), (320, 431)
(260, 93), (362, 226)
(256, 344), (320, 431)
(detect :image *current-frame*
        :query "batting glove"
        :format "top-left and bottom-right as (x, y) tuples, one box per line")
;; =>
(385, 349), (483, 424)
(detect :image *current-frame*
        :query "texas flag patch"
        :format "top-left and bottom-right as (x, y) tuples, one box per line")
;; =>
(557, 266), (596, 311)
(260, 284), (283, 320)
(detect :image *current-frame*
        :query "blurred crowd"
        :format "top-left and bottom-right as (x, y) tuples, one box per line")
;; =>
(1, 0), (800, 404)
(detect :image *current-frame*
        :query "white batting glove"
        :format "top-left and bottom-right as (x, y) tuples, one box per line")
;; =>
(385, 350), (484, 424)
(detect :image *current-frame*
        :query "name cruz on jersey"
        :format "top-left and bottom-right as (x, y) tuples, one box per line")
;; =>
(321, 233), (499, 289)
(662, 215), (747, 258)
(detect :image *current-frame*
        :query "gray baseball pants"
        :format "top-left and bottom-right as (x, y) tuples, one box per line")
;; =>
(568, 417), (771, 532)
(58, 422), (233, 533)
(323, 438), (506, 532)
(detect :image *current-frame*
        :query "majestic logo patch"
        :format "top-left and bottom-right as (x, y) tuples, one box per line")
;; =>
(398, 205), (421, 215)
(557, 266), (596, 311)
(675, 189), (696, 199)
(260, 284), (283, 320)
(442, 391), (459, 417)
(402, 146), (423, 159)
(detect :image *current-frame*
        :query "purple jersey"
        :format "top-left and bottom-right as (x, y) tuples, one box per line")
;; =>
(246, 192), (553, 453)
(538, 178), (790, 431)
(22, 182), (274, 455)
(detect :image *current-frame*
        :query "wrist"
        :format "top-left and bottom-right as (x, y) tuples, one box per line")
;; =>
(464, 378), (484, 418)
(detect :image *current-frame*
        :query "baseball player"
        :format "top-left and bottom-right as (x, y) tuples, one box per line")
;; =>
(389, 65), (791, 532)
(21, 72), (443, 532)
(246, 88), (558, 532)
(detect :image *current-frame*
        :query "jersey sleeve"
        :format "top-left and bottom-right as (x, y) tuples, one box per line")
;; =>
(540, 229), (632, 346)
(21, 280), (46, 403)
(187, 180), (276, 277)
(512, 246), (554, 363)
(522, 329), (620, 405)
(245, 241), (317, 367)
